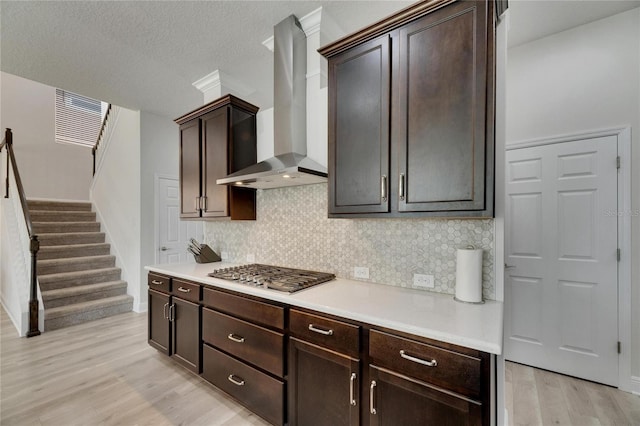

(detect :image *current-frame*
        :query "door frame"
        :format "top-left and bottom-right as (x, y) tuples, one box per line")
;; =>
(505, 126), (633, 392)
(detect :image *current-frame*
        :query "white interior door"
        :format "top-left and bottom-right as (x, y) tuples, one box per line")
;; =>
(504, 135), (619, 386)
(157, 176), (203, 264)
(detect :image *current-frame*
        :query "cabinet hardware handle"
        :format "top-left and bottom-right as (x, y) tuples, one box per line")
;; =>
(505, 264), (516, 269)
(202, 196), (207, 211)
(381, 175), (387, 202)
(399, 173), (405, 201)
(151, 280), (163, 285)
(168, 304), (175, 322)
(227, 333), (245, 343)
(195, 196), (200, 212)
(163, 302), (169, 320)
(228, 374), (245, 386)
(370, 381), (377, 415)
(177, 286), (191, 293)
(308, 324), (333, 336)
(349, 373), (357, 406)
(400, 350), (437, 367)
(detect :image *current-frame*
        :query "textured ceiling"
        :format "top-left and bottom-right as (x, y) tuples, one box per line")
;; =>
(2, 1), (638, 119)
(0, 0), (412, 119)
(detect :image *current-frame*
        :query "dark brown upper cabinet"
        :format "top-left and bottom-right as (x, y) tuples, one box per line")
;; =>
(320, 0), (495, 218)
(175, 95), (258, 220)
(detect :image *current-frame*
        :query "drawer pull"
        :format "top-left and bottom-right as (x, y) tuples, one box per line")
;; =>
(227, 333), (245, 343)
(177, 286), (191, 293)
(308, 324), (333, 336)
(151, 280), (163, 285)
(349, 372), (357, 406)
(370, 380), (377, 415)
(400, 350), (437, 367)
(228, 374), (245, 386)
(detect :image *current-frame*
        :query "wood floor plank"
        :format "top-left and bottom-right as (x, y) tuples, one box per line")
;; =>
(510, 362), (544, 426)
(532, 367), (573, 426)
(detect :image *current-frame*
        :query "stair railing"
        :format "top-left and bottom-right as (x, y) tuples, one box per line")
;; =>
(92, 104), (112, 176)
(0, 128), (41, 337)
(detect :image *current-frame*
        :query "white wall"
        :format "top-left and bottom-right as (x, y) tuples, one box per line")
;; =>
(0, 72), (92, 201)
(90, 107), (142, 311)
(139, 110), (180, 311)
(506, 8), (640, 382)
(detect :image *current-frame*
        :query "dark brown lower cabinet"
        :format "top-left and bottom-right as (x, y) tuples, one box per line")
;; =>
(288, 337), (360, 426)
(202, 344), (284, 426)
(368, 365), (483, 426)
(148, 289), (171, 355)
(171, 296), (201, 373)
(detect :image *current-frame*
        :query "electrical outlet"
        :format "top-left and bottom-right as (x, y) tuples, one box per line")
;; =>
(221, 251), (229, 260)
(246, 254), (255, 263)
(413, 273), (434, 289)
(354, 266), (370, 279)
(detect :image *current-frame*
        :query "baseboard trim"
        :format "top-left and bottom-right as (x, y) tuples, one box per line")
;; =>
(0, 295), (23, 336)
(135, 301), (148, 313)
(630, 376), (640, 395)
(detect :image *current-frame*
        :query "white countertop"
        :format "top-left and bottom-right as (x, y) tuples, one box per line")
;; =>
(145, 262), (503, 355)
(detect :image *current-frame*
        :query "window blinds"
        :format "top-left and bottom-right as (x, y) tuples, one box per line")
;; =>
(55, 89), (103, 148)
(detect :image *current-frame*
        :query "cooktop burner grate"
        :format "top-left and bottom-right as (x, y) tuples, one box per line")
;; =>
(207, 264), (335, 293)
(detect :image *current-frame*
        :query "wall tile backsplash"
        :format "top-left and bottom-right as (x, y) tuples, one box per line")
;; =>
(204, 183), (495, 300)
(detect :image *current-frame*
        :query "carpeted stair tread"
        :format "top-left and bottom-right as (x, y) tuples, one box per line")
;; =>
(41, 281), (128, 308)
(44, 295), (134, 331)
(33, 221), (101, 234)
(38, 243), (111, 260)
(27, 200), (92, 212)
(38, 232), (106, 246)
(30, 210), (96, 222)
(38, 255), (116, 275)
(38, 267), (122, 290)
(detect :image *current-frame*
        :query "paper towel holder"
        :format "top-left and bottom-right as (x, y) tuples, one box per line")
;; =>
(453, 244), (485, 304)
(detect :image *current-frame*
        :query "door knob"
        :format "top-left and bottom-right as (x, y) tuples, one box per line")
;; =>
(160, 246), (168, 251)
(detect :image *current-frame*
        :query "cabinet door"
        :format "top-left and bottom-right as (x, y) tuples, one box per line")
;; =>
(368, 366), (483, 426)
(179, 119), (202, 218)
(148, 289), (171, 355)
(201, 108), (229, 218)
(171, 297), (201, 373)
(395, 0), (490, 213)
(288, 337), (360, 426)
(328, 35), (391, 215)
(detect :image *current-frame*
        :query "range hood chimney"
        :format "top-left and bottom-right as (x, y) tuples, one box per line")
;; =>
(217, 15), (328, 189)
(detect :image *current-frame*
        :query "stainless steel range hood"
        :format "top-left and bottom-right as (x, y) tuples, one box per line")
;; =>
(216, 15), (328, 190)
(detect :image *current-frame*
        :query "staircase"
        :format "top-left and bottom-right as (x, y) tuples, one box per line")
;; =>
(29, 200), (133, 331)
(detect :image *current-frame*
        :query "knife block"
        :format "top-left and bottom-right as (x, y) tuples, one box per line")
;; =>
(193, 244), (221, 263)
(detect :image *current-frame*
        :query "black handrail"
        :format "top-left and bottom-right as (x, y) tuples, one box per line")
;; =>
(0, 128), (41, 337)
(92, 104), (112, 176)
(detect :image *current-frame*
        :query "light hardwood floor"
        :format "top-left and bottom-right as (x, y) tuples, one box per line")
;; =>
(2, 307), (639, 426)
(505, 361), (640, 426)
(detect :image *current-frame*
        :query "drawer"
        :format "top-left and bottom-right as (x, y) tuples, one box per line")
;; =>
(289, 309), (360, 358)
(148, 273), (170, 294)
(171, 279), (201, 303)
(202, 287), (284, 330)
(202, 344), (284, 426)
(202, 308), (284, 377)
(369, 330), (482, 400)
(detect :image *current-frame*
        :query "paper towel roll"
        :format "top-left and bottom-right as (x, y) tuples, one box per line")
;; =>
(455, 246), (483, 304)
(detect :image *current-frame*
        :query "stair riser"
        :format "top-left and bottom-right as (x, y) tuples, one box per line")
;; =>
(44, 301), (133, 331)
(31, 212), (96, 222)
(38, 269), (122, 291)
(27, 201), (92, 212)
(43, 287), (128, 309)
(38, 233), (106, 246)
(39, 245), (111, 260)
(34, 223), (101, 234)
(39, 257), (116, 276)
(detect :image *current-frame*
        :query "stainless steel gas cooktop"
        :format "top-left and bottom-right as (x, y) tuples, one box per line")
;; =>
(208, 264), (335, 293)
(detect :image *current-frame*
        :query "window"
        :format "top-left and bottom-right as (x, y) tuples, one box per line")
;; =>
(55, 89), (106, 148)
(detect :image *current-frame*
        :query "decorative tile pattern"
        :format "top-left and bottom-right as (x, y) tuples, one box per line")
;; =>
(204, 184), (496, 300)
